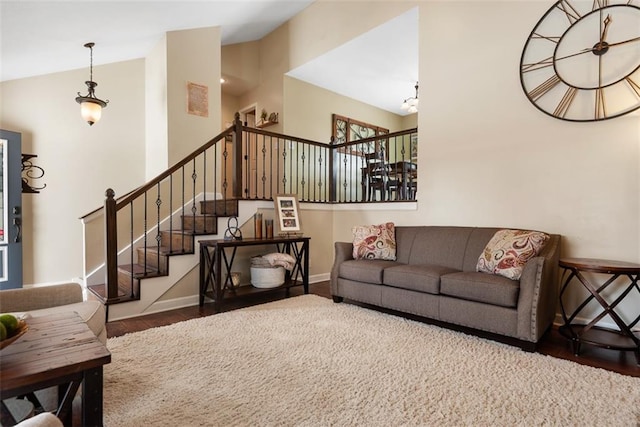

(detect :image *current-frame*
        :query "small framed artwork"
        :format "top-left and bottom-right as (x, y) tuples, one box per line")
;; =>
(410, 133), (418, 160)
(274, 194), (302, 236)
(187, 82), (208, 117)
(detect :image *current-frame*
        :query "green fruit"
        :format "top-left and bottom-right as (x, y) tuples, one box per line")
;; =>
(0, 322), (6, 341)
(0, 314), (18, 335)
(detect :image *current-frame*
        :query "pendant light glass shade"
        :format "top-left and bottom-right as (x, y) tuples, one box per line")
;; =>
(401, 82), (419, 113)
(79, 97), (104, 125)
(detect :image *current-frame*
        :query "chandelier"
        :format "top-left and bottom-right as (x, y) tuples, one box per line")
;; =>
(75, 42), (109, 126)
(401, 81), (419, 113)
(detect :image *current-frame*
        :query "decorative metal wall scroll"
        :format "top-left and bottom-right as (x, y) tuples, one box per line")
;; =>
(22, 154), (46, 194)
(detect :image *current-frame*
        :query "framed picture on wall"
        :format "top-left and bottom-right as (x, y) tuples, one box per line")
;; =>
(274, 194), (302, 236)
(187, 82), (208, 117)
(410, 133), (418, 160)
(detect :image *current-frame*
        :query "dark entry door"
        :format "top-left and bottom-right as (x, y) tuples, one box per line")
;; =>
(0, 130), (23, 289)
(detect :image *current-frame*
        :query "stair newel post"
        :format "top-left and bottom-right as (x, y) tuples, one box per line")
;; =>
(104, 188), (118, 301)
(232, 112), (243, 199)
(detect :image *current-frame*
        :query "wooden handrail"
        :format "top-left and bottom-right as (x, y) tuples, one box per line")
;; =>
(79, 127), (234, 220)
(115, 129), (232, 210)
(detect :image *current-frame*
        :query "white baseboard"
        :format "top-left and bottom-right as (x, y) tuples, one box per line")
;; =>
(109, 273), (331, 321)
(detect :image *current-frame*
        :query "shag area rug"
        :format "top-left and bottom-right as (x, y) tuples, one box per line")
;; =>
(105, 295), (640, 426)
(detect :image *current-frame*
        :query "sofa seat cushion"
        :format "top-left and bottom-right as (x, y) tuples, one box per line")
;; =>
(22, 301), (107, 344)
(440, 272), (519, 308)
(339, 259), (402, 285)
(383, 264), (459, 294)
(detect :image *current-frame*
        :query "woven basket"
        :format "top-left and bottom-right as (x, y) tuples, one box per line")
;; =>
(250, 266), (285, 288)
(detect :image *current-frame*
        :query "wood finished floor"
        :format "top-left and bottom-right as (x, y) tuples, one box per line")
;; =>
(107, 281), (640, 378)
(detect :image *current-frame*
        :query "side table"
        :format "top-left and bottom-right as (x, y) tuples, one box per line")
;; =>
(558, 258), (640, 364)
(199, 236), (310, 312)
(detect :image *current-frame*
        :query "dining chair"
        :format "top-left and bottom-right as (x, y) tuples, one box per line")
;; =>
(364, 151), (398, 201)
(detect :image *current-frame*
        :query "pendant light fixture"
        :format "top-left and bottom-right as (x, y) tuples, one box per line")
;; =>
(401, 81), (419, 113)
(75, 42), (108, 126)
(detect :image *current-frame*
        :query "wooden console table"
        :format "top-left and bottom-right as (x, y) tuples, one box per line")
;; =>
(199, 236), (310, 312)
(0, 312), (111, 426)
(558, 258), (640, 364)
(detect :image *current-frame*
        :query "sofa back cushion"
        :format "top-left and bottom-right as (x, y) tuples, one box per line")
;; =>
(395, 226), (473, 270)
(393, 226), (556, 275)
(395, 226), (508, 272)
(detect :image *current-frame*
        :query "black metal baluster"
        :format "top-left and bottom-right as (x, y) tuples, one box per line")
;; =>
(169, 174), (173, 254)
(300, 144), (306, 201)
(203, 150), (207, 233)
(181, 166), (185, 253)
(130, 201), (134, 297)
(261, 135), (267, 199)
(156, 183), (162, 272)
(191, 159), (197, 234)
(143, 191), (148, 276)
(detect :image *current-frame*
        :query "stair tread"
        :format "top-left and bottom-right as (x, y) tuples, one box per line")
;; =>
(118, 263), (165, 278)
(162, 229), (217, 236)
(138, 245), (194, 256)
(87, 284), (138, 304)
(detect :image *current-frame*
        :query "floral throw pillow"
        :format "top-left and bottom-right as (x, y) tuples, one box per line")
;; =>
(476, 229), (550, 280)
(352, 222), (397, 260)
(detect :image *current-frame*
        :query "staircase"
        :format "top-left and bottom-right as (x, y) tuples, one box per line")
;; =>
(87, 198), (239, 309)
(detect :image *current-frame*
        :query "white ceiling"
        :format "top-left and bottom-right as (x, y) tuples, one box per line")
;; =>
(287, 7), (419, 116)
(0, 0), (315, 81)
(0, 1), (418, 116)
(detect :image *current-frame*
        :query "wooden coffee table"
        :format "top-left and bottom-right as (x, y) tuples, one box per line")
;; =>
(0, 312), (111, 426)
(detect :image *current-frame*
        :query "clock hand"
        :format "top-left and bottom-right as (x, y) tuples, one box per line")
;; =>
(598, 15), (612, 48)
(554, 48), (596, 62)
(606, 35), (640, 48)
(554, 35), (640, 62)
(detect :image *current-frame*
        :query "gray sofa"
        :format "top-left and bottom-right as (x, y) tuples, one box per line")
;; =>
(331, 226), (561, 350)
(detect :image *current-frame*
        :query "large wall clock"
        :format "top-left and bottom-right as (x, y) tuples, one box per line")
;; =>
(520, 0), (640, 122)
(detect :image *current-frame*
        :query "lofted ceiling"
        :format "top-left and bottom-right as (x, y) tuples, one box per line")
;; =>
(287, 7), (419, 116)
(0, 1), (418, 116)
(0, 0), (315, 82)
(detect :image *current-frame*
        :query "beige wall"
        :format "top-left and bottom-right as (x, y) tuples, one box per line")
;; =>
(145, 35), (169, 180)
(221, 41), (260, 95)
(166, 27), (222, 165)
(283, 76), (407, 142)
(0, 59), (146, 284)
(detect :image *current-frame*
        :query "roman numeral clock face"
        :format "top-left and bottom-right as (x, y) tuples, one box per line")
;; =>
(520, 0), (640, 121)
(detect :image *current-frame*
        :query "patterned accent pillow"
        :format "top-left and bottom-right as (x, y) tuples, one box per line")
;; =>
(352, 222), (397, 260)
(476, 229), (550, 280)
